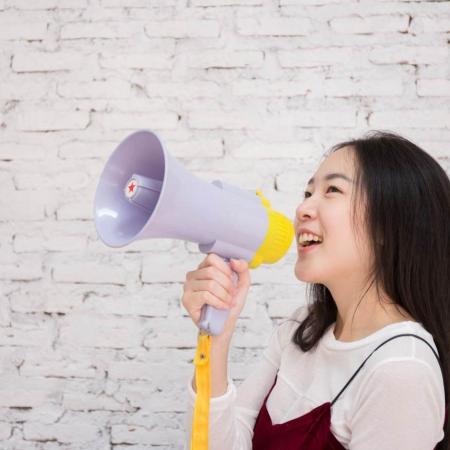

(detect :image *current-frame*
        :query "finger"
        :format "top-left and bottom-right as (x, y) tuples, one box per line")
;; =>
(230, 259), (250, 288)
(198, 253), (233, 278)
(196, 265), (236, 295)
(190, 278), (234, 305)
(193, 290), (231, 310)
(230, 258), (248, 273)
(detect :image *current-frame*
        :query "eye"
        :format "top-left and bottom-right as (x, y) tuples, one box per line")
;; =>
(303, 186), (341, 199)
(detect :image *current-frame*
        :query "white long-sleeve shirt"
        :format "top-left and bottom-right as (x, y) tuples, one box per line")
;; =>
(185, 305), (446, 450)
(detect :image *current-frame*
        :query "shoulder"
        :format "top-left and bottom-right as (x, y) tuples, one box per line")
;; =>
(351, 325), (446, 421)
(358, 322), (443, 382)
(348, 356), (446, 448)
(350, 357), (446, 440)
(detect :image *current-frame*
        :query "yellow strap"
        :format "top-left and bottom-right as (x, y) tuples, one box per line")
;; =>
(190, 331), (211, 450)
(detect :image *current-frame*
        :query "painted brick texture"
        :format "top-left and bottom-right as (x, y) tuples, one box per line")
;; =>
(0, 0), (449, 449)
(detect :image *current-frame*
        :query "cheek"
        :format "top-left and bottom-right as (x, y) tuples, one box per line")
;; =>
(322, 208), (362, 255)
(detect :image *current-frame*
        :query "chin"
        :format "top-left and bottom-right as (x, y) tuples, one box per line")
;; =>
(294, 268), (322, 284)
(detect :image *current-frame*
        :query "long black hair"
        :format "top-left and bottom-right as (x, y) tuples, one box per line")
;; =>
(292, 130), (450, 449)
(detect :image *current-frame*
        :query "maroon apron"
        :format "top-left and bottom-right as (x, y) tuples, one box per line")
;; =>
(252, 333), (448, 450)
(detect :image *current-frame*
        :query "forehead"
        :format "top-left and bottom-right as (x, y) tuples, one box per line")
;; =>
(314, 146), (355, 180)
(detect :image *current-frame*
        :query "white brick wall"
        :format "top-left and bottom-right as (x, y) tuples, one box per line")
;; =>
(0, 1), (449, 448)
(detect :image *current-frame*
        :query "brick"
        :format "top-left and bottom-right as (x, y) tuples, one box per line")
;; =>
(236, 17), (313, 36)
(0, 80), (49, 100)
(21, 358), (97, 379)
(229, 141), (317, 159)
(193, 0), (262, 4)
(330, 15), (409, 34)
(13, 106), (90, 131)
(59, 314), (147, 348)
(63, 393), (130, 411)
(6, 0), (87, 8)
(0, 142), (46, 160)
(23, 422), (100, 443)
(102, 0), (175, 6)
(0, 22), (47, 40)
(0, 390), (49, 408)
(14, 170), (90, 190)
(0, 323), (51, 347)
(231, 79), (319, 97)
(369, 109), (450, 129)
(58, 140), (116, 159)
(12, 52), (87, 72)
(370, 46), (448, 65)
(79, 286), (170, 318)
(188, 110), (262, 129)
(97, 111), (179, 130)
(281, 0), (348, 3)
(100, 52), (173, 69)
(0, 423), (11, 440)
(142, 318), (198, 348)
(410, 15), (450, 34)
(417, 79), (450, 97)
(186, 50), (264, 68)
(0, 170), (13, 190)
(145, 81), (220, 98)
(0, 191), (45, 220)
(52, 260), (130, 285)
(9, 283), (84, 314)
(279, 47), (355, 67)
(144, 20), (220, 38)
(323, 78), (403, 97)
(14, 233), (86, 253)
(277, 110), (356, 128)
(57, 79), (132, 99)
(56, 201), (94, 220)
(169, 138), (223, 158)
(61, 21), (138, 39)
(111, 424), (181, 445)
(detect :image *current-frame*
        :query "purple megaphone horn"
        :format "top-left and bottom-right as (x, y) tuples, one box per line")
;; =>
(93, 129), (294, 335)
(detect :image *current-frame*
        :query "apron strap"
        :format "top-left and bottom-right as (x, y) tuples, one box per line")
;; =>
(330, 333), (442, 406)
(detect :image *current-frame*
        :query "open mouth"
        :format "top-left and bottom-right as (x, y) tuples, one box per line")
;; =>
(301, 241), (321, 248)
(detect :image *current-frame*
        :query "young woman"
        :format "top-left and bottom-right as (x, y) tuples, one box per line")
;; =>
(182, 131), (449, 449)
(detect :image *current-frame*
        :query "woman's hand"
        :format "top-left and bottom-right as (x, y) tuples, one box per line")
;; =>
(181, 253), (251, 338)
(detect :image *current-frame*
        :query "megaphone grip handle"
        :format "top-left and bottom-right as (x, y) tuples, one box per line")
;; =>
(198, 257), (238, 336)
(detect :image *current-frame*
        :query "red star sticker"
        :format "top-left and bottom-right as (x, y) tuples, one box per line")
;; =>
(128, 181), (136, 193)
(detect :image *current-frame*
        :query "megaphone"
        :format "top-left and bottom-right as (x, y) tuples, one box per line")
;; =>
(93, 129), (295, 449)
(93, 129), (294, 335)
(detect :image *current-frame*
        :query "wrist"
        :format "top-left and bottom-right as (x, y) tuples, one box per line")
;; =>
(211, 331), (233, 347)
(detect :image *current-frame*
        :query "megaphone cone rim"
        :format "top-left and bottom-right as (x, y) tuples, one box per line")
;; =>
(93, 129), (169, 248)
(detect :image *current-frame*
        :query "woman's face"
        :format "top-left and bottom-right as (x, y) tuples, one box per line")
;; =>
(294, 146), (372, 286)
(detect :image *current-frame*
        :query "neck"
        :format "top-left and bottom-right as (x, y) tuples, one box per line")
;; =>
(326, 278), (414, 342)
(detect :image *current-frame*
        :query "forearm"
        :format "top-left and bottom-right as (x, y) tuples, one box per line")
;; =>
(191, 333), (232, 397)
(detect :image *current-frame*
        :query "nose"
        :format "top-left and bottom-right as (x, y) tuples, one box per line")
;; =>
(295, 197), (317, 225)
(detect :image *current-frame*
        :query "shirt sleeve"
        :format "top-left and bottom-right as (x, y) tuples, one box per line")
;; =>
(348, 358), (446, 450)
(184, 306), (305, 450)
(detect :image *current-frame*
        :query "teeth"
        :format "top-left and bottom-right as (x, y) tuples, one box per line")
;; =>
(298, 233), (323, 246)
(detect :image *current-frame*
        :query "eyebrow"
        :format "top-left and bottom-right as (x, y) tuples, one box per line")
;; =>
(307, 173), (353, 185)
